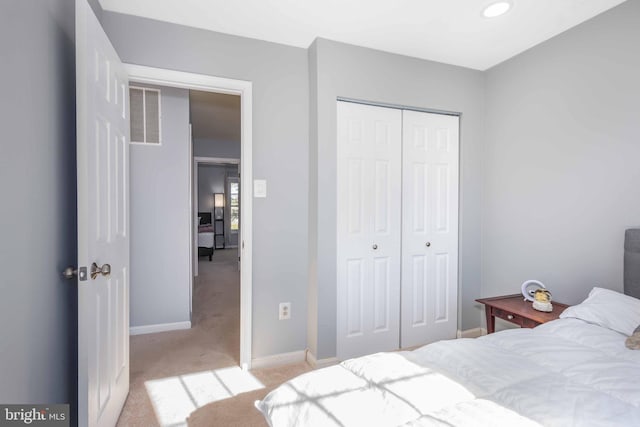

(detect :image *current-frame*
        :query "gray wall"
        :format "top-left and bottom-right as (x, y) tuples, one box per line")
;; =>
(193, 138), (240, 159)
(130, 83), (192, 328)
(483, 0), (640, 306)
(198, 164), (239, 247)
(309, 39), (485, 359)
(0, 0), (76, 408)
(102, 12), (309, 358)
(198, 165), (228, 211)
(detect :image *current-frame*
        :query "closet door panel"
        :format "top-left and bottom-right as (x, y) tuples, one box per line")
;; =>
(410, 254), (428, 326)
(346, 259), (365, 337)
(433, 252), (451, 322)
(373, 257), (391, 332)
(346, 158), (365, 235)
(373, 160), (391, 233)
(337, 101), (401, 360)
(342, 115), (369, 341)
(401, 110), (459, 348)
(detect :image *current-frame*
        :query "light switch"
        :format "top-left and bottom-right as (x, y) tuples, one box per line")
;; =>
(254, 179), (267, 198)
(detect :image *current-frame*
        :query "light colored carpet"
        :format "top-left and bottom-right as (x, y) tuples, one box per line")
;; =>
(117, 249), (311, 426)
(187, 362), (311, 427)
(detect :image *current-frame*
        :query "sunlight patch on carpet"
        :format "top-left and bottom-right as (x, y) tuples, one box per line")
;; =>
(145, 366), (265, 426)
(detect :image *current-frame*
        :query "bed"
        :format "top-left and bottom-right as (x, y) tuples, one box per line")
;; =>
(256, 229), (640, 426)
(198, 212), (214, 261)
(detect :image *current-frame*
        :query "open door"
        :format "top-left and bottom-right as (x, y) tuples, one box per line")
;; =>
(76, 0), (130, 425)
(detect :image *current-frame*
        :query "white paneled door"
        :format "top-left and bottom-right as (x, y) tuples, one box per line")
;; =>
(401, 111), (459, 348)
(337, 102), (402, 360)
(76, 0), (130, 426)
(337, 102), (459, 359)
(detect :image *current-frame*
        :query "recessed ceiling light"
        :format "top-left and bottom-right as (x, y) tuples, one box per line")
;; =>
(483, 1), (512, 18)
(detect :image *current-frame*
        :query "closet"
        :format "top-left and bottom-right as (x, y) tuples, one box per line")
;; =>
(336, 101), (459, 360)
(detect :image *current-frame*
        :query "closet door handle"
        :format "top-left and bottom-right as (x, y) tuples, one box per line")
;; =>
(425, 242), (431, 247)
(372, 244), (378, 250)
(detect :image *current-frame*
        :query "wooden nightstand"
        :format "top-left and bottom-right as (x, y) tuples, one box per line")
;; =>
(476, 294), (569, 334)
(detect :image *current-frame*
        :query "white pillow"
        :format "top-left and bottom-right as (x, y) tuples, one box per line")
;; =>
(560, 287), (640, 336)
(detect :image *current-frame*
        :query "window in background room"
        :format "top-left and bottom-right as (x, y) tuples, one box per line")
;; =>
(230, 181), (239, 231)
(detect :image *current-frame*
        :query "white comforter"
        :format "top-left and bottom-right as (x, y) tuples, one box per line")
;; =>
(198, 231), (214, 248)
(257, 319), (640, 426)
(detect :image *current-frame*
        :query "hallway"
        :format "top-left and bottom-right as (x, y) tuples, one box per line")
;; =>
(118, 249), (241, 425)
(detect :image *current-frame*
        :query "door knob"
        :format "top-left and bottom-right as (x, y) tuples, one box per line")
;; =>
(372, 244), (378, 250)
(426, 242), (431, 247)
(90, 262), (112, 280)
(62, 266), (88, 281)
(62, 267), (78, 280)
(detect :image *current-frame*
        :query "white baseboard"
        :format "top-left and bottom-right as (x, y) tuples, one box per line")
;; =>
(456, 327), (486, 338)
(251, 350), (307, 369)
(130, 321), (191, 336)
(306, 350), (340, 369)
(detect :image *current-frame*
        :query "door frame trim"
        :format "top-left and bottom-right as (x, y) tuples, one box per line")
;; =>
(125, 64), (253, 369)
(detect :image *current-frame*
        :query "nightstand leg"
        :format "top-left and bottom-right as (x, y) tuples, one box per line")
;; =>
(485, 308), (495, 334)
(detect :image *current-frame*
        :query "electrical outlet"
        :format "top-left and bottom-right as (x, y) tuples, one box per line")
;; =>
(279, 302), (291, 320)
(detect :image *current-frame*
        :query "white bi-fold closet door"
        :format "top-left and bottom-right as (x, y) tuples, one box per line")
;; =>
(401, 110), (459, 348)
(336, 102), (403, 359)
(337, 101), (459, 360)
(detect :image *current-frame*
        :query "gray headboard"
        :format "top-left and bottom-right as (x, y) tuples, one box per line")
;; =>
(624, 229), (640, 299)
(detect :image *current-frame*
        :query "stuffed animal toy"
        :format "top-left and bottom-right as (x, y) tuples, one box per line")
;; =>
(626, 326), (640, 350)
(532, 289), (553, 312)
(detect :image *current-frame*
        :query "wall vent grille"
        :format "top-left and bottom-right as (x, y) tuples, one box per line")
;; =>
(130, 86), (161, 144)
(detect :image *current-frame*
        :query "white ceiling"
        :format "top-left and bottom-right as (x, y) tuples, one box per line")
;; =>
(189, 90), (240, 143)
(99, 0), (627, 70)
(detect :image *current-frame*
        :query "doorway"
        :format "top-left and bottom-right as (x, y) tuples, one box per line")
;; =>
(194, 158), (240, 276)
(193, 156), (241, 364)
(126, 64), (253, 369)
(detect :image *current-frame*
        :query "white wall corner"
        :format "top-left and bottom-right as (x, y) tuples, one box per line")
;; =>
(305, 349), (340, 369)
(130, 321), (192, 336)
(251, 350), (307, 370)
(456, 327), (486, 339)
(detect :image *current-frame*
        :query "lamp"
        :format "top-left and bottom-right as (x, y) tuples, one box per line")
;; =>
(214, 193), (224, 221)
(214, 193), (224, 208)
